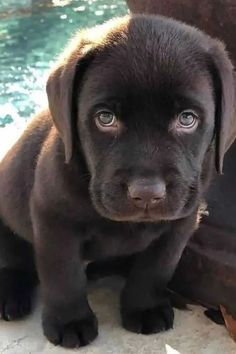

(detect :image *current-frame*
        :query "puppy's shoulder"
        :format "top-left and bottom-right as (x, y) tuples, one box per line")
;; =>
(23, 109), (53, 144)
(0, 109), (53, 169)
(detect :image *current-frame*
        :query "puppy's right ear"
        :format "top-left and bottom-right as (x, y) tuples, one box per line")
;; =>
(208, 40), (236, 174)
(46, 35), (96, 163)
(46, 17), (129, 162)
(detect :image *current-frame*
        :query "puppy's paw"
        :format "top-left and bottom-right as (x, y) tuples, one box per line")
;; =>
(0, 268), (36, 321)
(43, 312), (98, 348)
(121, 300), (174, 334)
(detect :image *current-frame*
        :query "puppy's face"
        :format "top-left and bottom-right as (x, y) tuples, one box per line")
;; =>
(77, 17), (216, 222)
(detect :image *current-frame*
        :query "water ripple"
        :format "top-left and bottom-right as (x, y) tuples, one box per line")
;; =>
(0, 0), (128, 128)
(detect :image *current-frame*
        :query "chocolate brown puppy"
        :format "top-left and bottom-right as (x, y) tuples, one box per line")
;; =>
(0, 15), (235, 348)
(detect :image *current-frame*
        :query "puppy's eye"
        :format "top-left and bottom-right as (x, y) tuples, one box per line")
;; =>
(95, 111), (116, 127)
(176, 111), (199, 130)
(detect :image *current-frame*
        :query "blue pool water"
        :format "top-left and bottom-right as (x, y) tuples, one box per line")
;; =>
(0, 0), (128, 128)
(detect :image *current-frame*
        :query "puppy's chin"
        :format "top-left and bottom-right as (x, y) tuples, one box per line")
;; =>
(90, 188), (197, 223)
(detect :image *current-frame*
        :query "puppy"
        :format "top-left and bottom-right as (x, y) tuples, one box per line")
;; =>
(0, 15), (235, 348)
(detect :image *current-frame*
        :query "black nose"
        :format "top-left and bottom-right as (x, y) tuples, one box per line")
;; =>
(127, 178), (166, 209)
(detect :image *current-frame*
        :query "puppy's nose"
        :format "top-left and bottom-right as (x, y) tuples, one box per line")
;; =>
(127, 178), (166, 209)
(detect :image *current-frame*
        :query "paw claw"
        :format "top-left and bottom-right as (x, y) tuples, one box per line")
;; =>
(43, 314), (98, 348)
(0, 269), (35, 321)
(122, 301), (174, 334)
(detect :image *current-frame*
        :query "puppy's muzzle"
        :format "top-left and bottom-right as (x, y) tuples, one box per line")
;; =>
(127, 177), (166, 210)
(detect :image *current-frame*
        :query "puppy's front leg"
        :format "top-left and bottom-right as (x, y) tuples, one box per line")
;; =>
(120, 211), (197, 334)
(31, 204), (98, 348)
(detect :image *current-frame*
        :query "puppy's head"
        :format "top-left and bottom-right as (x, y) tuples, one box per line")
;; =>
(47, 15), (235, 222)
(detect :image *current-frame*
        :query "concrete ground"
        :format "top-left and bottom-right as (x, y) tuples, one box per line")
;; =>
(0, 280), (236, 354)
(0, 126), (236, 354)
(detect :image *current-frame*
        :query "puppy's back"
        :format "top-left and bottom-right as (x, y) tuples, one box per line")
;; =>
(0, 111), (53, 241)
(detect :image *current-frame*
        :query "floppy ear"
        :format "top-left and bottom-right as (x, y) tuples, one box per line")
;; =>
(46, 36), (96, 163)
(46, 17), (128, 163)
(209, 40), (236, 174)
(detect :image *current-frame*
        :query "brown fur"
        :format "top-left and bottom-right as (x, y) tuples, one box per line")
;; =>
(0, 15), (235, 348)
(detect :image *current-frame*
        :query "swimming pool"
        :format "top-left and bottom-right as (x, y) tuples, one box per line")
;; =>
(0, 0), (128, 129)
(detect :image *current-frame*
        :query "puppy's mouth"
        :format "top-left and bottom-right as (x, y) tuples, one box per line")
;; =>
(93, 205), (183, 223)
(131, 208), (164, 222)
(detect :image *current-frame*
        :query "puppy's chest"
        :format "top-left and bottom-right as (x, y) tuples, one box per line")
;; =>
(82, 221), (167, 260)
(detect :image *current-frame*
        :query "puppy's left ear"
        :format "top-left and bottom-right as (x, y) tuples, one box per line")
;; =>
(46, 37), (95, 163)
(209, 40), (236, 174)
